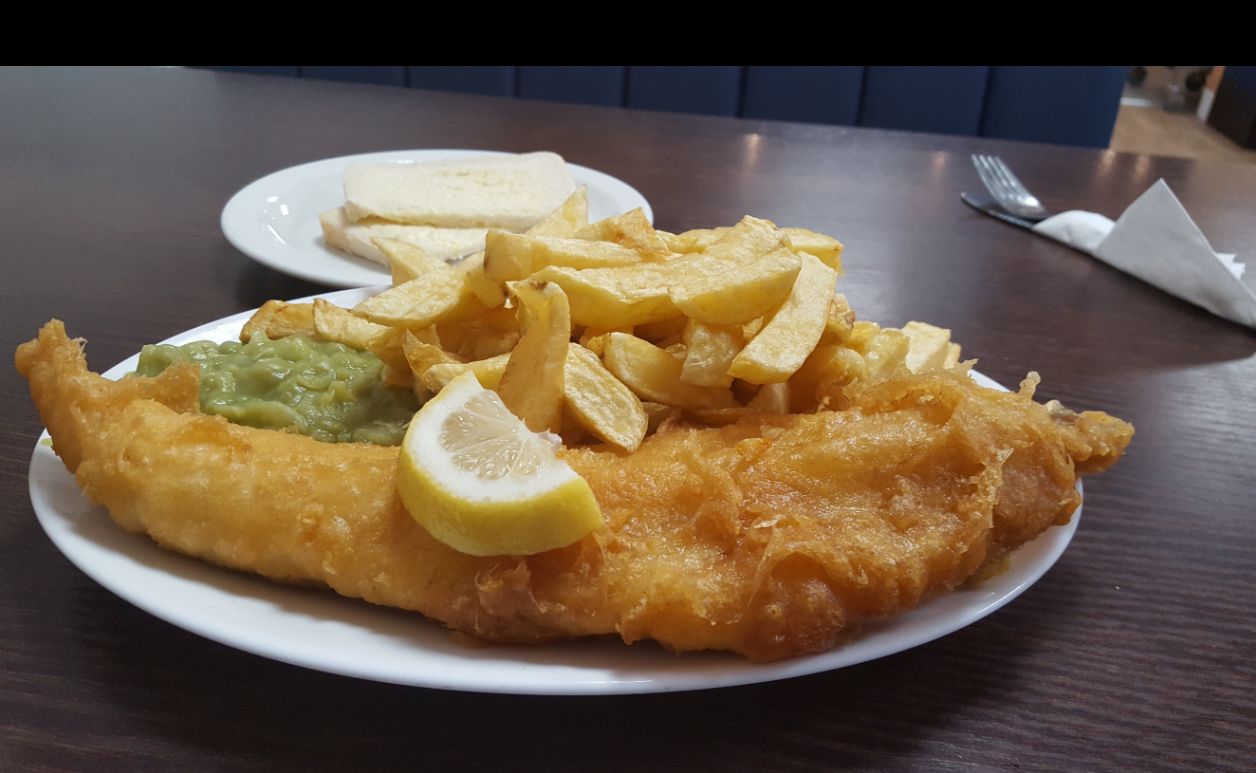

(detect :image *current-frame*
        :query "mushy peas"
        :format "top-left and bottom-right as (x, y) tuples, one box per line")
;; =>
(135, 335), (420, 445)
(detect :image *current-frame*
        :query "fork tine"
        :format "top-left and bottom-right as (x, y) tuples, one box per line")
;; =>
(989, 159), (1019, 201)
(973, 155), (996, 194)
(990, 156), (1041, 206)
(972, 154), (1047, 219)
(973, 155), (1014, 208)
(973, 154), (994, 185)
(990, 157), (1024, 197)
(979, 156), (1009, 199)
(986, 157), (1015, 196)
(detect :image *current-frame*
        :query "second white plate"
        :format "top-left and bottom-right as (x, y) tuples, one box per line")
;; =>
(221, 150), (653, 288)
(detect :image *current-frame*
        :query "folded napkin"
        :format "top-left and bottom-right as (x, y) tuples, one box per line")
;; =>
(1031, 179), (1256, 328)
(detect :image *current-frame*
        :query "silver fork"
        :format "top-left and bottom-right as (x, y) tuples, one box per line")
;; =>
(971, 155), (1051, 222)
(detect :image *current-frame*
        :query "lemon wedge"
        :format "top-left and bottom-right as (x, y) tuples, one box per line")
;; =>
(396, 371), (603, 556)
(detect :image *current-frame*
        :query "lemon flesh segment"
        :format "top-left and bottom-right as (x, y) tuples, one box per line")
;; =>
(396, 371), (603, 557)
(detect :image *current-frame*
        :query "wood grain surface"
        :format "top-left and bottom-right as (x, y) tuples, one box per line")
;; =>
(2, 66), (1253, 771)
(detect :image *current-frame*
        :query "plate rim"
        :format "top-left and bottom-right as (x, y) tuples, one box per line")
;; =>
(26, 290), (1081, 695)
(220, 149), (654, 289)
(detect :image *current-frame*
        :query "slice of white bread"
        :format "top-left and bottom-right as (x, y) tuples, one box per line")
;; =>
(319, 208), (488, 265)
(342, 151), (577, 230)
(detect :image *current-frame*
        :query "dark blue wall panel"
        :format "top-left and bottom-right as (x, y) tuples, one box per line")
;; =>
(407, 66), (516, 97)
(1221, 65), (1256, 92)
(860, 66), (988, 136)
(518, 66), (624, 107)
(301, 66), (406, 87)
(627, 66), (742, 116)
(193, 65), (1130, 149)
(1207, 66), (1256, 147)
(980, 66), (1126, 148)
(742, 66), (862, 125)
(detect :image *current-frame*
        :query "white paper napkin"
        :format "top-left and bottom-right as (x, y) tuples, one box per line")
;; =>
(1031, 179), (1256, 328)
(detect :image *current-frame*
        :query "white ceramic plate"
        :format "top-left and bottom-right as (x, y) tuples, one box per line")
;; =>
(220, 150), (654, 288)
(27, 289), (1080, 695)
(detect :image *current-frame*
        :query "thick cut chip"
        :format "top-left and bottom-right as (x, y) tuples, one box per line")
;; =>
(680, 320), (744, 388)
(382, 240), (429, 285)
(699, 216), (787, 262)
(409, 325), (442, 348)
(899, 321), (954, 374)
(354, 273), (477, 328)
(663, 226), (727, 254)
(313, 298), (391, 350)
(823, 293), (856, 344)
(782, 227), (844, 272)
(453, 252), (507, 309)
(240, 301), (316, 342)
(483, 232), (642, 281)
(748, 382), (790, 413)
(669, 247), (801, 325)
(564, 344), (648, 452)
(666, 221), (843, 269)
(365, 328), (412, 381)
(529, 264), (679, 329)
(848, 320), (880, 349)
(498, 281), (571, 433)
(436, 305), (520, 359)
(577, 327), (631, 357)
(530, 217), (799, 329)
(666, 217), (799, 325)
(602, 333), (737, 411)
(525, 186), (589, 238)
(461, 330), (519, 361)
(437, 306), (520, 360)
(422, 354), (511, 392)
(857, 328), (911, 381)
(402, 331), (462, 381)
(575, 208), (670, 259)
(728, 252), (838, 384)
(577, 330), (608, 356)
(355, 239), (486, 327)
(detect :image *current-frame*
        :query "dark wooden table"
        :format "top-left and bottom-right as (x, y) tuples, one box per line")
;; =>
(3, 66), (1253, 771)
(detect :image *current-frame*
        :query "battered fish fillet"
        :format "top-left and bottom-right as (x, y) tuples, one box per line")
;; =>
(17, 321), (1132, 662)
